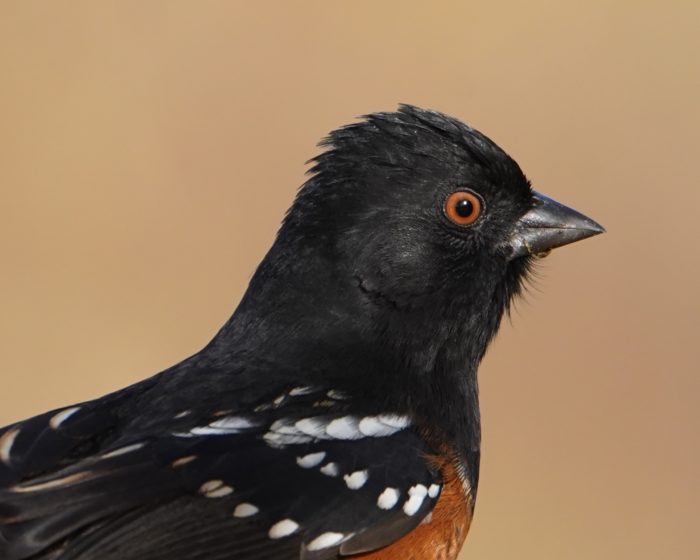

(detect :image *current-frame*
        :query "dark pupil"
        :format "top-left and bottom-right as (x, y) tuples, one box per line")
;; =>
(455, 198), (474, 217)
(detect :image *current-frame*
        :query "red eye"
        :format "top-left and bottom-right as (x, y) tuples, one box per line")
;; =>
(444, 191), (482, 226)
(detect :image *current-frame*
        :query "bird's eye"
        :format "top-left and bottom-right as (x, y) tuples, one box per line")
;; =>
(444, 191), (483, 226)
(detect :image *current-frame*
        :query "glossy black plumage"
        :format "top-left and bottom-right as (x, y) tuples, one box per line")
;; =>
(0, 105), (603, 560)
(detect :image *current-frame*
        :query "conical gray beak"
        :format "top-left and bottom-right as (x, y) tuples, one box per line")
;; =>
(505, 191), (605, 259)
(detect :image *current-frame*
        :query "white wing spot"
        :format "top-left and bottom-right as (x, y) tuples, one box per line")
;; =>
(200, 480), (234, 498)
(326, 390), (349, 400)
(428, 484), (441, 498)
(270, 419), (300, 435)
(174, 410), (191, 419)
(376, 414), (411, 429)
(358, 417), (395, 437)
(189, 427), (232, 436)
(206, 486), (234, 498)
(190, 416), (258, 436)
(210, 416), (258, 430)
(296, 451), (326, 468)
(306, 532), (346, 551)
(100, 442), (145, 459)
(171, 455), (197, 468)
(377, 487), (400, 510)
(11, 471), (93, 493)
(326, 416), (362, 440)
(0, 427), (20, 465)
(233, 502), (259, 517)
(320, 462), (339, 477)
(264, 419), (313, 447)
(344, 470), (368, 490)
(264, 432), (313, 447)
(49, 407), (81, 430)
(295, 417), (328, 438)
(200, 480), (224, 493)
(269, 519), (299, 539)
(289, 386), (315, 396)
(403, 484), (428, 516)
(359, 415), (411, 437)
(264, 414), (410, 447)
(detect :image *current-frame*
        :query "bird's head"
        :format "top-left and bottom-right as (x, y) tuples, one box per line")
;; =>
(228, 106), (603, 383)
(278, 106), (602, 312)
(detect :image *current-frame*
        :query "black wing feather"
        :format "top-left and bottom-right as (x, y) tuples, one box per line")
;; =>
(0, 384), (444, 560)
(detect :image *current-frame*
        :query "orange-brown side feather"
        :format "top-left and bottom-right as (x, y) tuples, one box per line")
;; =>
(349, 455), (473, 560)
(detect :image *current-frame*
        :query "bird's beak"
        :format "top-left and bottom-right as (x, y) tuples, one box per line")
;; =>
(505, 191), (605, 259)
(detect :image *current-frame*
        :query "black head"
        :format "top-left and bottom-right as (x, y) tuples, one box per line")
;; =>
(219, 105), (603, 392)
(281, 106), (534, 311)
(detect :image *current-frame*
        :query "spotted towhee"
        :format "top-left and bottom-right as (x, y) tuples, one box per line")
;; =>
(0, 105), (603, 560)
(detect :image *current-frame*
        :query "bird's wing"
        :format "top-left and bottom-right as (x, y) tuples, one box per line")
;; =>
(0, 382), (152, 488)
(0, 385), (445, 560)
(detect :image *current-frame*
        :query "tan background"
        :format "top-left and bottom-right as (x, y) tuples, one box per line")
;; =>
(1, 2), (698, 558)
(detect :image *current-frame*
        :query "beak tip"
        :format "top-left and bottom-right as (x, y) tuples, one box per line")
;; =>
(582, 219), (606, 237)
(506, 192), (605, 259)
(583, 215), (606, 235)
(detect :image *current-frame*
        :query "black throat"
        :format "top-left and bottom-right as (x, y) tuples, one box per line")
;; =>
(209, 232), (530, 492)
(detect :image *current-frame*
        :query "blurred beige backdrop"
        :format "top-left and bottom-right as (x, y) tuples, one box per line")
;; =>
(1, 2), (698, 559)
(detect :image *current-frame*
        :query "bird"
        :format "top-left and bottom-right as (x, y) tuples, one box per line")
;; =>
(0, 105), (604, 560)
